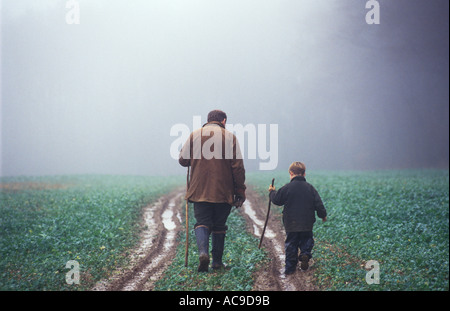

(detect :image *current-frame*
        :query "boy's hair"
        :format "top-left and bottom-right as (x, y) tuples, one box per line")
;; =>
(289, 161), (306, 176)
(207, 110), (227, 122)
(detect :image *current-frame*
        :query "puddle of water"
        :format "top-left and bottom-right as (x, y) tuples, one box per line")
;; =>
(243, 201), (275, 238)
(162, 209), (176, 230)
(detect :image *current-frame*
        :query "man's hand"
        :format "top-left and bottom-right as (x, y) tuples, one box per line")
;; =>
(268, 184), (276, 192)
(233, 188), (246, 208)
(233, 195), (245, 208)
(322, 217), (327, 222)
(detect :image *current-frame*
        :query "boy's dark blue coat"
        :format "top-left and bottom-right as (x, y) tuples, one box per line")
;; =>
(269, 176), (327, 232)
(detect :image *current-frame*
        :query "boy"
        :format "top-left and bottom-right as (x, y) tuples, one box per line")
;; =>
(268, 162), (327, 274)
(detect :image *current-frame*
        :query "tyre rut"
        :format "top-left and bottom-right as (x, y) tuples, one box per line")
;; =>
(92, 190), (183, 291)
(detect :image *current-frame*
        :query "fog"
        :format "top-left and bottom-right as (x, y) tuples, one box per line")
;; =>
(1, 0), (449, 177)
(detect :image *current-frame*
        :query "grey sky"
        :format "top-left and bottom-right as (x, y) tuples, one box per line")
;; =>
(1, 0), (448, 176)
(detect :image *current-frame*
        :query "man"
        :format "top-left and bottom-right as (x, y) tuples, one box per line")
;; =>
(179, 110), (246, 272)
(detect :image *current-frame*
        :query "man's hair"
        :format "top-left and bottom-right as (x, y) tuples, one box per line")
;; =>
(289, 161), (306, 176)
(207, 110), (227, 123)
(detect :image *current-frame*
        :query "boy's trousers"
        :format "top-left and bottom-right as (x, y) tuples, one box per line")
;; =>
(285, 231), (314, 272)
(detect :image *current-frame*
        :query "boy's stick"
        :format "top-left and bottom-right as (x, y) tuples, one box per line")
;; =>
(184, 166), (190, 267)
(259, 178), (275, 249)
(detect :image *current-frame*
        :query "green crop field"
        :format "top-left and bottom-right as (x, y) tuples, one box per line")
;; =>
(1, 169), (448, 291)
(0, 175), (183, 290)
(247, 169), (449, 291)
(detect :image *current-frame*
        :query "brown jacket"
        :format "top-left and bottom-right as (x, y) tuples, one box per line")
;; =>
(179, 121), (246, 205)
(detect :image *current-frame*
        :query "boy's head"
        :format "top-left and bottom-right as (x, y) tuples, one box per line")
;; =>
(289, 161), (306, 178)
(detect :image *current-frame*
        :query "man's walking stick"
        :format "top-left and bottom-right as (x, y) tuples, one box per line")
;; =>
(259, 178), (275, 249)
(184, 166), (190, 267)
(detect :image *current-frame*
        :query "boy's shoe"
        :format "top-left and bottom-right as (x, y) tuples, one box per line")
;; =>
(284, 269), (296, 275)
(299, 254), (310, 271)
(211, 263), (230, 271)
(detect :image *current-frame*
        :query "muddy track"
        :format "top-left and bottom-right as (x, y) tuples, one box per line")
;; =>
(92, 186), (315, 291)
(240, 188), (317, 291)
(92, 190), (183, 291)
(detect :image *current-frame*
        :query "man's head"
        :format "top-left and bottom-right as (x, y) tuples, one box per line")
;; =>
(289, 161), (306, 178)
(207, 110), (227, 125)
